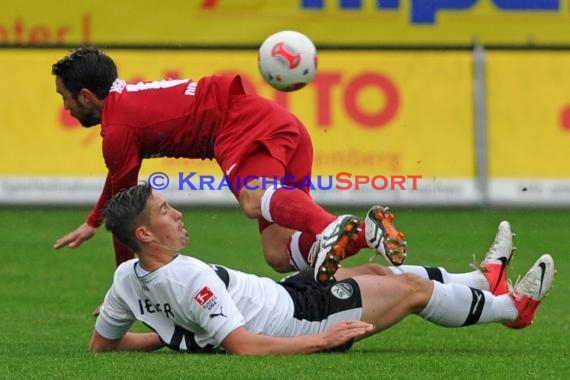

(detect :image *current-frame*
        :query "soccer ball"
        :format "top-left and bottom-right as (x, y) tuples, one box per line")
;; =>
(258, 31), (318, 92)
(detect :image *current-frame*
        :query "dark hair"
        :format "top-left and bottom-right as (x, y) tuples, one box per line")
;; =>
(51, 46), (117, 99)
(103, 183), (153, 253)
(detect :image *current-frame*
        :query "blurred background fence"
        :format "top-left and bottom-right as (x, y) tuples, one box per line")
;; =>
(2, 0), (570, 207)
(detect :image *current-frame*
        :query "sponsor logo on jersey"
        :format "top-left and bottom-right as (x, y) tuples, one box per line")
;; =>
(330, 283), (353, 300)
(194, 286), (218, 311)
(195, 286), (213, 305)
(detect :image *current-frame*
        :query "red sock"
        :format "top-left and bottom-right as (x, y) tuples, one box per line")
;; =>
(287, 232), (317, 270)
(344, 221), (368, 258)
(267, 188), (336, 234)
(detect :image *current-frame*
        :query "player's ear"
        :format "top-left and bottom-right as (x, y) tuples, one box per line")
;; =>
(78, 88), (100, 105)
(134, 225), (153, 244)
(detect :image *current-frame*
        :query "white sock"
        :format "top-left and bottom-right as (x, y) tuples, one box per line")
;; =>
(260, 184), (281, 223)
(418, 281), (517, 327)
(288, 231), (309, 271)
(389, 265), (489, 290)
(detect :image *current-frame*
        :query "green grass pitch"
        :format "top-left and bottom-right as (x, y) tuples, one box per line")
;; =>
(1, 206), (568, 379)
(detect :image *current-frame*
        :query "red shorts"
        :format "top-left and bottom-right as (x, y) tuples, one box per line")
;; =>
(214, 93), (314, 231)
(214, 93), (313, 197)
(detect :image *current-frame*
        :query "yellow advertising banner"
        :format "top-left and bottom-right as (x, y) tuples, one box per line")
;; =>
(2, 1), (570, 46)
(487, 51), (570, 178)
(0, 50), (474, 185)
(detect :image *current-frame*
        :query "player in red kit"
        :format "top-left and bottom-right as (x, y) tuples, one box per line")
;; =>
(51, 46), (407, 283)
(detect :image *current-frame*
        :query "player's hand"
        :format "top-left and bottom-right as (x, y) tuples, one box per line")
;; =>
(54, 223), (98, 249)
(320, 320), (374, 348)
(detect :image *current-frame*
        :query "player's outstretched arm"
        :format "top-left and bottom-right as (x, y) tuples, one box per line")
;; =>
(222, 322), (373, 356)
(54, 222), (98, 249)
(90, 330), (164, 353)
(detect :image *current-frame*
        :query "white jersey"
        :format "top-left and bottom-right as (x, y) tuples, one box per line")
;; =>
(96, 255), (295, 351)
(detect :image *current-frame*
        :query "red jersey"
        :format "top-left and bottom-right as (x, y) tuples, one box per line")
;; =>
(87, 75), (244, 228)
(86, 74), (310, 266)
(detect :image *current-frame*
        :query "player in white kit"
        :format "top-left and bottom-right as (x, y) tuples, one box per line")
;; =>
(91, 183), (555, 355)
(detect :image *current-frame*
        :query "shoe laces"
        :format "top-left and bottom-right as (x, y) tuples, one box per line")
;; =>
(469, 254), (487, 273)
(506, 276), (520, 295)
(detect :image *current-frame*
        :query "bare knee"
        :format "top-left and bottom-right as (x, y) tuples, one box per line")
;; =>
(363, 263), (393, 276)
(261, 225), (295, 273)
(336, 263), (392, 280)
(399, 273), (434, 311)
(263, 248), (292, 272)
(262, 237), (292, 272)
